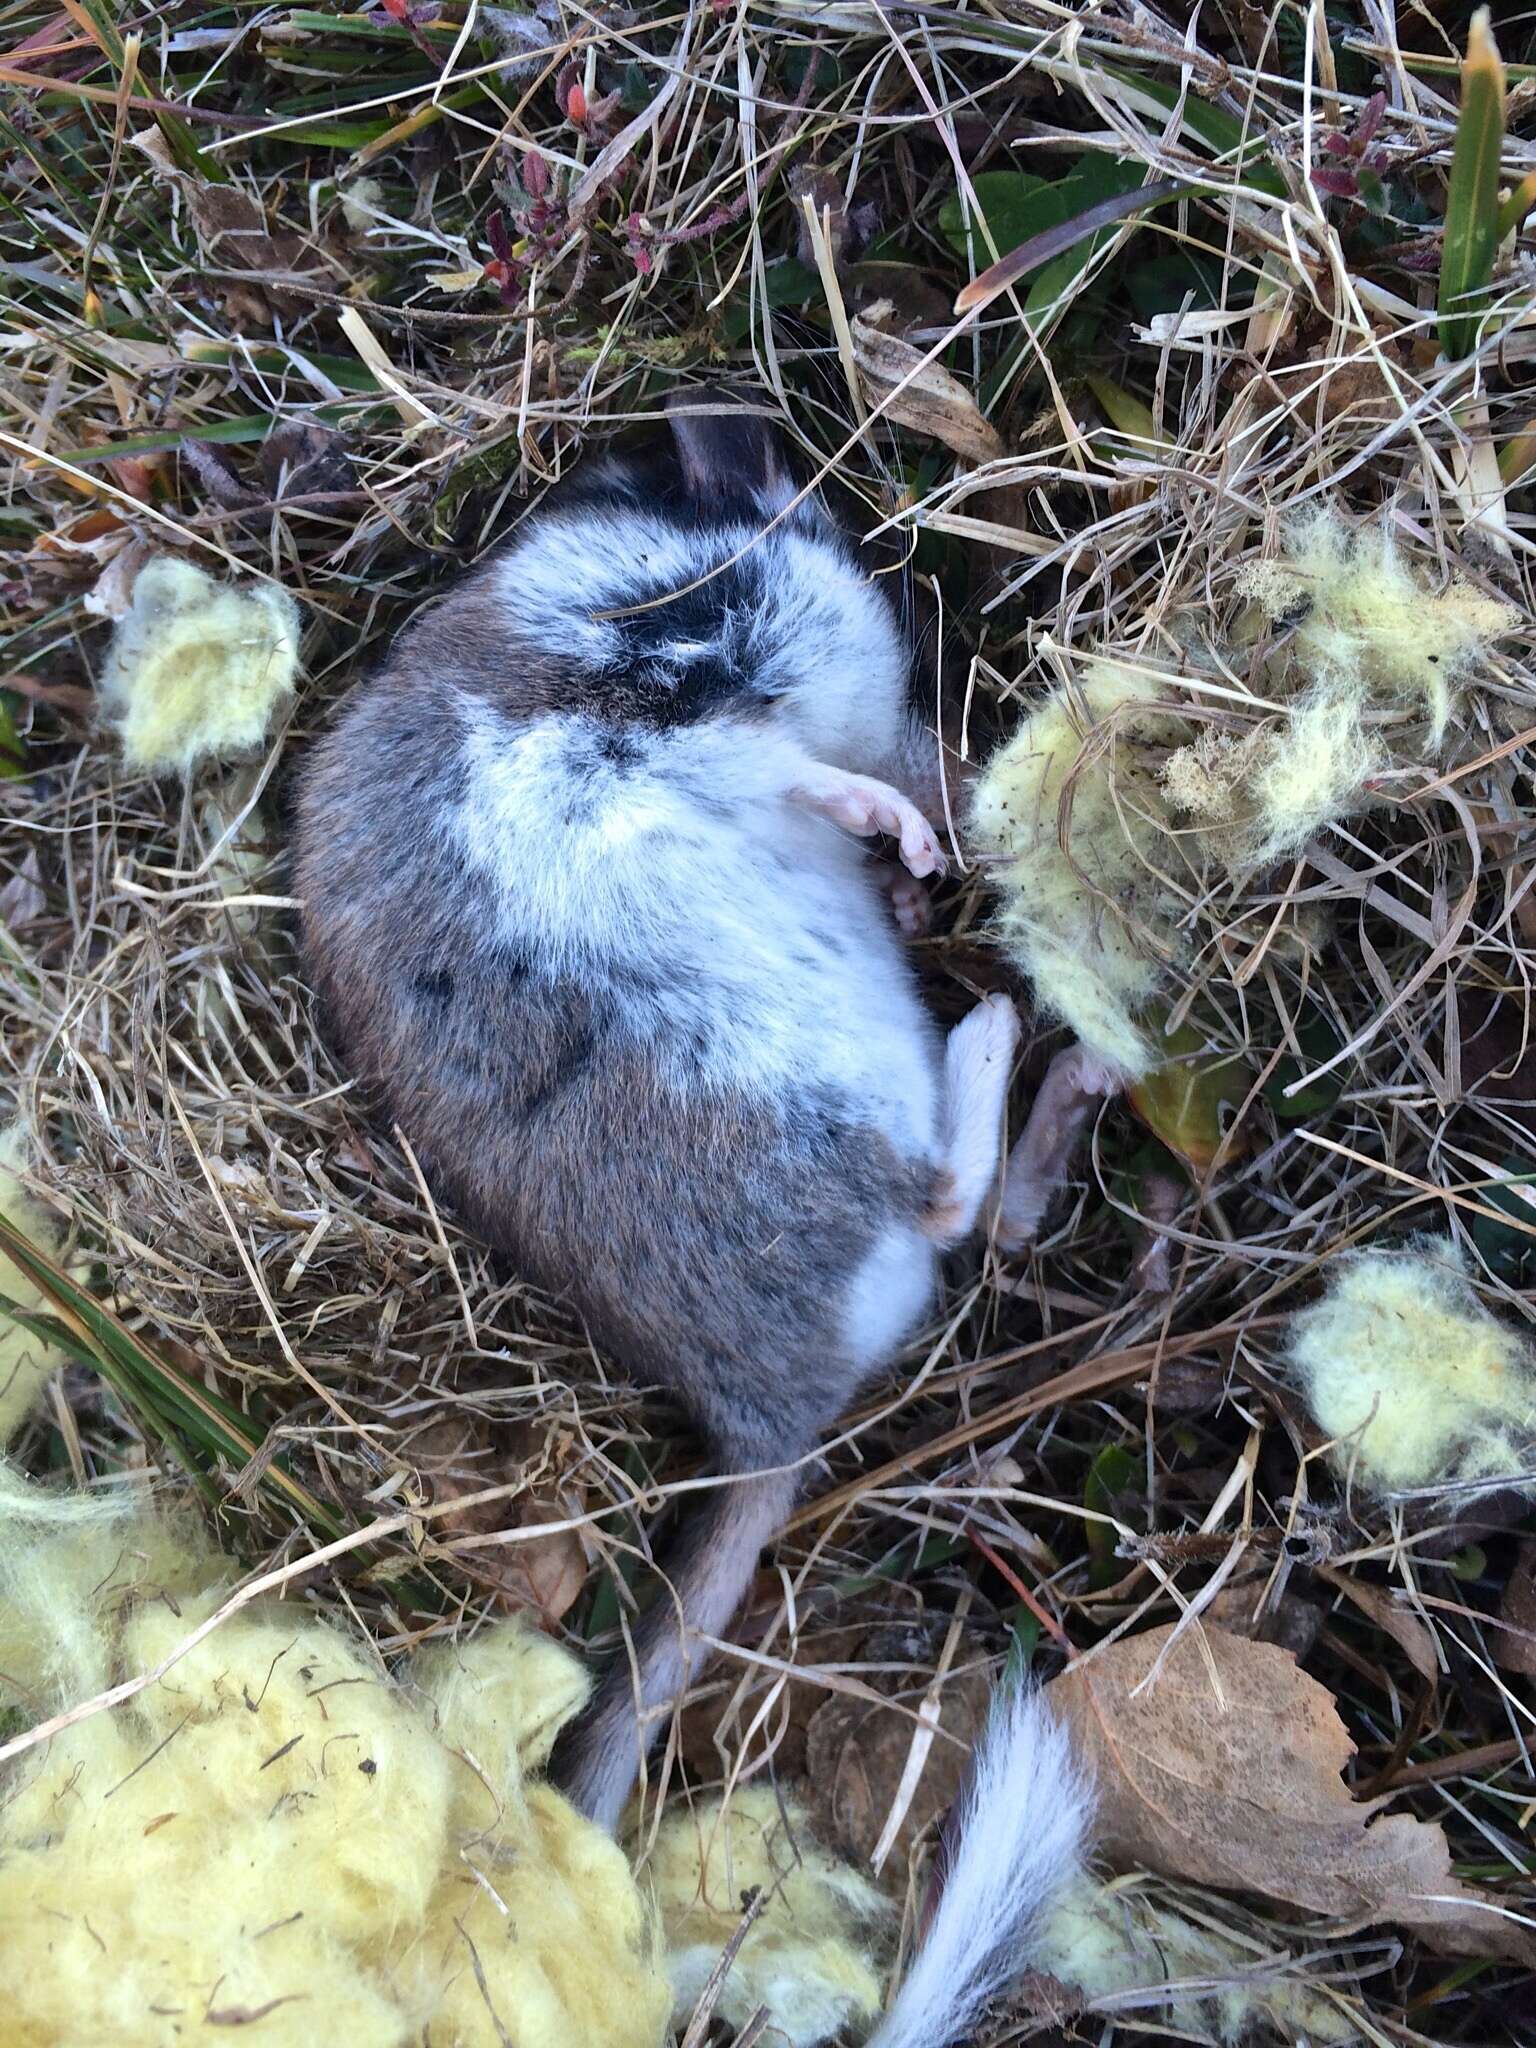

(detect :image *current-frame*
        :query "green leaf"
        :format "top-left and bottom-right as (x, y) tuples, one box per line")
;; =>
(1105, 1135), (1187, 1253)
(1263, 1004), (1346, 1123)
(0, 693), (23, 781)
(1018, 157), (1153, 336)
(954, 158), (1182, 333)
(1438, 9), (1506, 360)
(717, 257), (820, 346)
(784, 45), (843, 95)
(1496, 169), (1536, 245)
(1100, 66), (1286, 200)
(1356, 165), (1390, 216)
(1275, 8), (1376, 98)
(1471, 1153), (1536, 1285)
(55, 402), (386, 466)
(947, 154), (1177, 369)
(153, 110), (226, 182)
(1086, 372), (1164, 449)
(259, 115), (399, 149)
(1124, 246), (1225, 321)
(1084, 1442), (1139, 1590)
(1002, 1606), (1041, 1686)
(939, 169), (1057, 264)
(1127, 1012), (1249, 1174)
(758, 257), (820, 306)
(275, 10), (442, 37)
(177, 340), (382, 390)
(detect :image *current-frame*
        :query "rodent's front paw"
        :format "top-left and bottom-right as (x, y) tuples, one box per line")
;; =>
(841, 778), (945, 878)
(789, 764), (948, 879)
(886, 795), (945, 879)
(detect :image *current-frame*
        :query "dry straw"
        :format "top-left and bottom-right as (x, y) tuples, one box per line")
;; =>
(3, 1), (1535, 2038)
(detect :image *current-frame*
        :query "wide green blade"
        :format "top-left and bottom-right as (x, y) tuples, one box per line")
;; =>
(1438, 9), (1506, 360)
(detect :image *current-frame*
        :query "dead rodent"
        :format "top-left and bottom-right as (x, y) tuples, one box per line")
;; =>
(294, 391), (1024, 1829)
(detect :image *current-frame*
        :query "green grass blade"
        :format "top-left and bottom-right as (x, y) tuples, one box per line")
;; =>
(0, 1217), (344, 1538)
(0, 693), (23, 780)
(0, 1291), (226, 1509)
(54, 401), (388, 465)
(1100, 66), (1287, 200)
(1438, 8), (1506, 360)
(955, 177), (1182, 315)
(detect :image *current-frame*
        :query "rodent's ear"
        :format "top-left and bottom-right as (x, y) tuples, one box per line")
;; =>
(664, 389), (792, 508)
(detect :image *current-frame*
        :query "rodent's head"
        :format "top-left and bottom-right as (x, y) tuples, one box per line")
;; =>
(656, 392), (913, 757)
(486, 392), (913, 755)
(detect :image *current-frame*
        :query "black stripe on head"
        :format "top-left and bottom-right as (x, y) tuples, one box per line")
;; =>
(596, 551), (781, 727)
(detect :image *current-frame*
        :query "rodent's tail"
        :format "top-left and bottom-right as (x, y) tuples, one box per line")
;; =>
(554, 1463), (799, 1835)
(865, 1680), (1092, 2048)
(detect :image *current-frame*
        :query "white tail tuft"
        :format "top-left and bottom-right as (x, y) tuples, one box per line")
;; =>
(866, 1681), (1091, 2048)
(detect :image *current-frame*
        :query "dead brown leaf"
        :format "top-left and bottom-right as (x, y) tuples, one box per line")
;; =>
(1050, 1623), (1536, 1964)
(1315, 1566), (1440, 1685)
(844, 260), (953, 330)
(0, 848), (46, 932)
(259, 421), (358, 503)
(790, 165), (878, 271)
(185, 183), (322, 319)
(803, 1655), (990, 1869)
(850, 301), (1003, 465)
(83, 537), (155, 621)
(675, 1617), (868, 1787)
(1494, 1538), (1536, 1681)
(415, 1414), (588, 1628)
(1201, 1573), (1323, 1662)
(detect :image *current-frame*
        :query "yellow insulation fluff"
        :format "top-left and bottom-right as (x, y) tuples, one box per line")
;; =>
(1037, 1873), (1356, 2043)
(412, 1623), (591, 1784)
(1285, 1238), (1536, 1495)
(1209, 508), (1519, 864)
(1238, 508), (1517, 742)
(1240, 685), (1381, 863)
(975, 512), (1518, 1051)
(969, 663), (1189, 1078)
(101, 556), (300, 778)
(0, 1123), (69, 1451)
(0, 1467), (672, 2048)
(647, 1786), (888, 2046)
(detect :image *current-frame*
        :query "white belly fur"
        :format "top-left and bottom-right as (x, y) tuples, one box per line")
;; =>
(449, 705), (944, 1161)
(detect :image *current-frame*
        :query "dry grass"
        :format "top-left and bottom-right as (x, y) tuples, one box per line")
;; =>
(3, 1), (1536, 2041)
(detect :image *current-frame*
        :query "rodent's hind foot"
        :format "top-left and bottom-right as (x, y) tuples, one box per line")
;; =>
(922, 993), (1020, 1245)
(874, 860), (932, 937)
(995, 1040), (1122, 1250)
